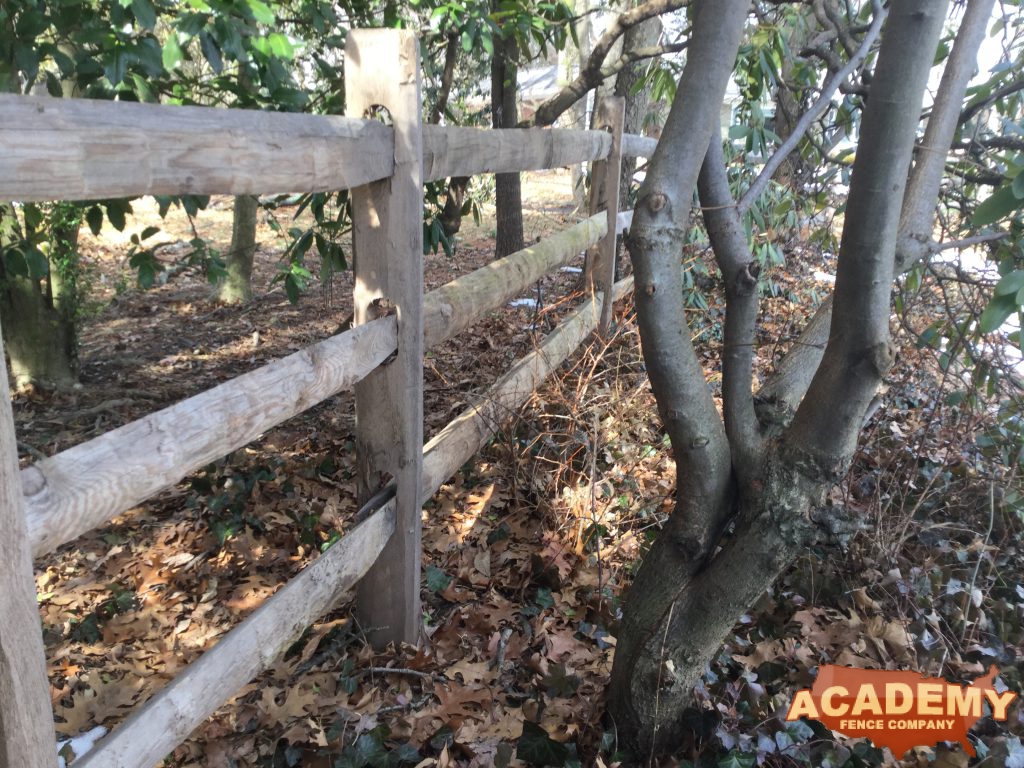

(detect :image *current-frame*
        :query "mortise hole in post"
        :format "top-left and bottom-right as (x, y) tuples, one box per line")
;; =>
(364, 104), (393, 126)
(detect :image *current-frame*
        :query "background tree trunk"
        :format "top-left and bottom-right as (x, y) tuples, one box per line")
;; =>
(569, 0), (593, 210)
(0, 204), (78, 390)
(220, 194), (257, 304)
(492, 24), (524, 258)
(614, 14), (661, 204)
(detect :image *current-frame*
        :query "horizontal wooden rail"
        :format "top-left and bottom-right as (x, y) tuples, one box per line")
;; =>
(420, 276), (635, 504)
(0, 95), (395, 201)
(52, 275), (637, 766)
(421, 125), (610, 182)
(0, 95), (616, 200)
(621, 133), (658, 159)
(423, 213), (606, 349)
(21, 209), (606, 557)
(73, 501), (395, 768)
(23, 317), (397, 557)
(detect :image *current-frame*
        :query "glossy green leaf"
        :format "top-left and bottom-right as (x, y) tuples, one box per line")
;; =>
(973, 184), (1023, 227)
(978, 294), (1016, 334)
(131, 0), (157, 30)
(162, 35), (184, 70)
(996, 270), (1024, 296)
(247, 0), (275, 24)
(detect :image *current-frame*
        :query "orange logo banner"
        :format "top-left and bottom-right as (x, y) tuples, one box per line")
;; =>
(785, 665), (1017, 757)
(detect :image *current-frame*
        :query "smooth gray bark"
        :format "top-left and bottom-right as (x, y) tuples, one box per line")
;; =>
(611, 0), (953, 756)
(609, 0), (751, 751)
(758, 0), (994, 415)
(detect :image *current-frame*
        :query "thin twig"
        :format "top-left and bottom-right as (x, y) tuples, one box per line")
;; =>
(361, 666), (434, 682)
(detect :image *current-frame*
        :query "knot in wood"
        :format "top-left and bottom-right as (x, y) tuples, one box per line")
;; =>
(368, 297), (397, 320)
(647, 192), (668, 214)
(644, 283), (656, 296)
(735, 262), (760, 294)
(861, 340), (896, 378)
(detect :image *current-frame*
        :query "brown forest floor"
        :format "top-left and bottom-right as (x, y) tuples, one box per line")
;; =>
(15, 170), (1024, 768)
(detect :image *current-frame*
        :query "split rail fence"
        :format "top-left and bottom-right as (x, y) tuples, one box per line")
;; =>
(0, 29), (658, 768)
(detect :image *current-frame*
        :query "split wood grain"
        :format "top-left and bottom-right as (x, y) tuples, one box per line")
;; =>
(0, 333), (58, 768)
(73, 503), (394, 768)
(23, 317), (398, 557)
(420, 277), (634, 504)
(0, 94), (394, 201)
(347, 30), (426, 647)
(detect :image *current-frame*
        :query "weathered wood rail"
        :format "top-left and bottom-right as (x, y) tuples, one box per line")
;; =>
(0, 29), (657, 768)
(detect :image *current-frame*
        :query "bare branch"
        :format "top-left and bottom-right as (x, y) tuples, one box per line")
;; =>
(738, 0), (886, 214)
(930, 231), (1009, 253)
(899, 0), (999, 270)
(959, 74), (1024, 126)
(528, 0), (692, 127)
(786, 0), (950, 461)
(760, 0), (996, 417)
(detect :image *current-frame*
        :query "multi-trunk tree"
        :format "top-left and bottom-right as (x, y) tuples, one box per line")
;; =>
(606, 0), (1012, 754)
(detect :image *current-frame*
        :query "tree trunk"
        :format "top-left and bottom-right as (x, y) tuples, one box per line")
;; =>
(492, 24), (524, 258)
(614, 14), (661, 202)
(220, 195), (257, 304)
(772, 6), (818, 188)
(569, 0), (593, 210)
(0, 204), (78, 390)
(610, 0), (950, 757)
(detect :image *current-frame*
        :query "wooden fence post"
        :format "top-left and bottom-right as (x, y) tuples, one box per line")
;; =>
(0, 331), (58, 768)
(346, 29), (425, 647)
(584, 97), (625, 335)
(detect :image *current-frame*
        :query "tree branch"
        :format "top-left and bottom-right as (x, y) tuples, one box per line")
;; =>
(527, 0), (692, 127)
(698, 137), (765, 482)
(930, 231), (1008, 253)
(760, 0), (993, 417)
(786, 0), (950, 462)
(959, 74), (1024, 126)
(738, 0), (886, 214)
(899, 0), (998, 271)
(429, 34), (460, 125)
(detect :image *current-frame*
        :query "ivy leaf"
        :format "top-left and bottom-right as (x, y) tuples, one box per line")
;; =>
(718, 753), (756, 768)
(516, 721), (568, 767)
(24, 247), (49, 280)
(86, 206), (104, 236)
(199, 32), (223, 74)
(105, 201), (128, 232)
(131, 73), (157, 103)
(425, 565), (451, 593)
(267, 32), (295, 58)
(542, 663), (580, 698)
